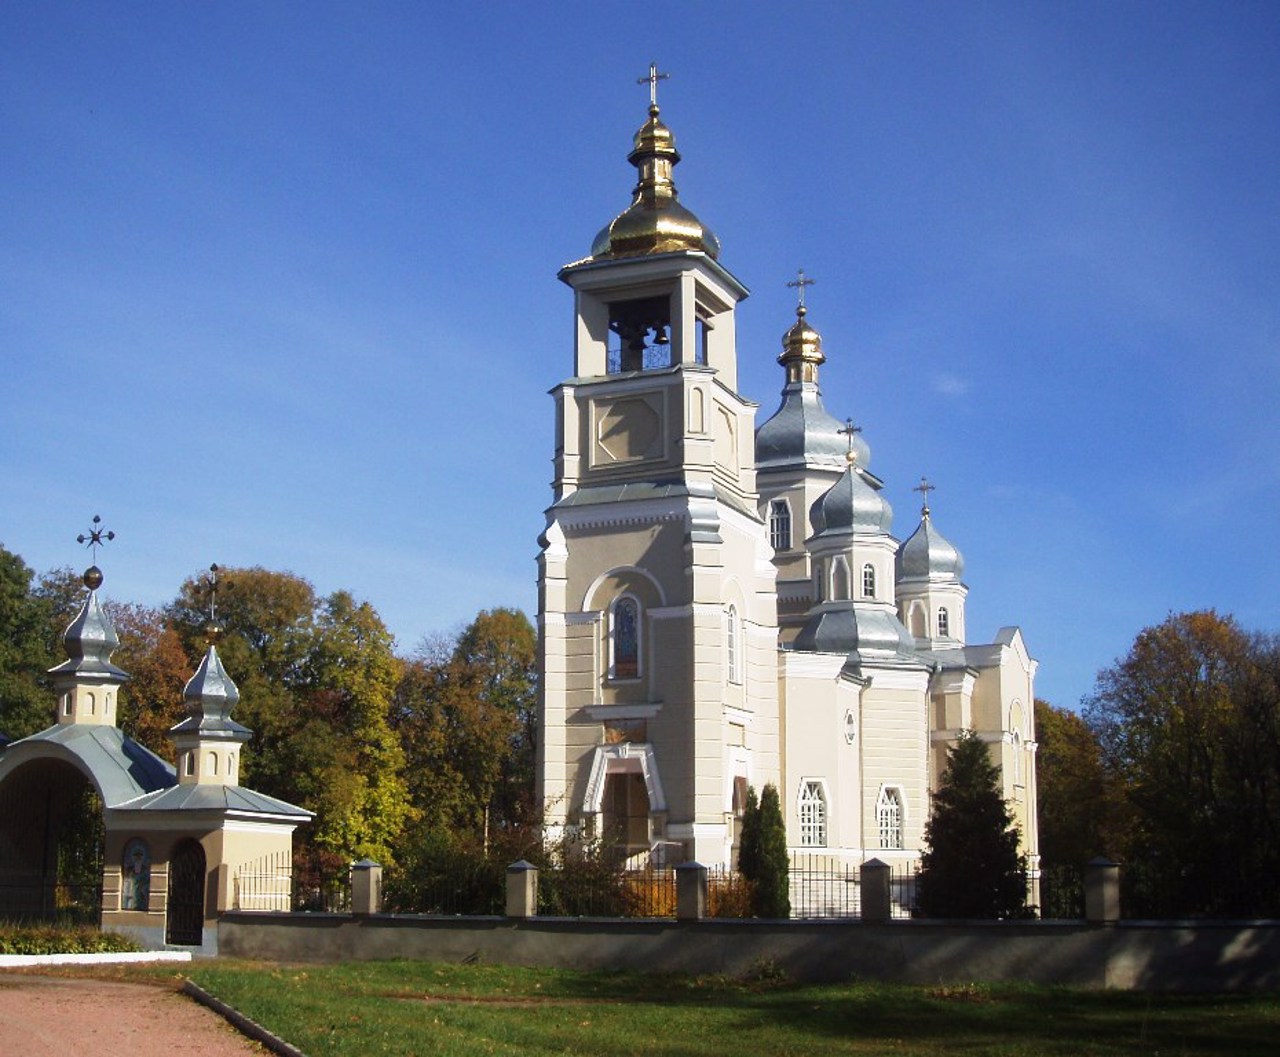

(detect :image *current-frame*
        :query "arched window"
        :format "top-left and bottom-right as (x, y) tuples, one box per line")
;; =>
(63, 694), (72, 717)
(611, 596), (640, 680)
(937, 607), (950, 638)
(799, 781), (827, 847)
(207, 751), (218, 776)
(726, 604), (742, 684)
(877, 787), (904, 849)
(1011, 731), (1022, 787)
(184, 752), (195, 777)
(862, 563), (876, 599)
(813, 562), (825, 602)
(87, 692), (96, 715)
(768, 499), (792, 552)
(832, 556), (850, 600)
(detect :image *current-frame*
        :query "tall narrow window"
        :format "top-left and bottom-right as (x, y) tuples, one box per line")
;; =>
(121, 838), (151, 911)
(877, 787), (904, 849)
(612, 596), (640, 680)
(799, 781), (827, 847)
(832, 556), (850, 600)
(862, 563), (876, 599)
(768, 499), (792, 551)
(937, 607), (950, 638)
(726, 604), (741, 684)
(814, 563), (825, 601)
(1011, 731), (1022, 787)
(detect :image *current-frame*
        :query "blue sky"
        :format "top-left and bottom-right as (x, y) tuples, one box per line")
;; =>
(2, 2), (1276, 710)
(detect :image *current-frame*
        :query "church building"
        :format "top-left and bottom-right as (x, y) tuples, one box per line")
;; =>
(536, 80), (1040, 889)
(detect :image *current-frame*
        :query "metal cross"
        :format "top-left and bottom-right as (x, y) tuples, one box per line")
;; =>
(206, 564), (221, 624)
(76, 515), (115, 561)
(913, 476), (935, 515)
(638, 62), (670, 108)
(786, 268), (816, 310)
(838, 419), (862, 462)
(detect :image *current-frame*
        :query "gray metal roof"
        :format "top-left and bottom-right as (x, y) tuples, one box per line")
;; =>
(118, 782), (312, 819)
(0, 724), (174, 807)
(756, 382), (866, 472)
(792, 605), (927, 668)
(897, 512), (965, 582)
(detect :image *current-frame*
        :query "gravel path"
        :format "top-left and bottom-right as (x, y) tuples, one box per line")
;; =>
(0, 974), (267, 1056)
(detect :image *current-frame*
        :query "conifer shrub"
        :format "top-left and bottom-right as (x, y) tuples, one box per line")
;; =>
(738, 783), (790, 918)
(916, 730), (1027, 919)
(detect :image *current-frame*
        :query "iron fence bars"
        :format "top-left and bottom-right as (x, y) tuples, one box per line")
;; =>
(231, 850), (294, 912)
(537, 864), (677, 918)
(1038, 864), (1085, 919)
(787, 854), (860, 919)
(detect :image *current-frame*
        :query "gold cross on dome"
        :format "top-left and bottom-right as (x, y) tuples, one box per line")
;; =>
(913, 476), (935, 515)
(838, 418), (862, 464)
(786, 268), (816, 310)
(76, 514), (115, 561)
(638, 62), (670, 109)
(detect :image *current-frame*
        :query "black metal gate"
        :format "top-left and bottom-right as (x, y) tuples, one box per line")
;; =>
(165, 839), (206, 946)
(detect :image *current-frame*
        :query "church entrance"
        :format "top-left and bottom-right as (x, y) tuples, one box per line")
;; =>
(165, 839), (206, 946)
(0, 759), (103, 923)
(602, 771), (650, 867)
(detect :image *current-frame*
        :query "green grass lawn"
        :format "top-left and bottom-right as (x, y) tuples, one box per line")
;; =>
(171, 960), (1280, 1057)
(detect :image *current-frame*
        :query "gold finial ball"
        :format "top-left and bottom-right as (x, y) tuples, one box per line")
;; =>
(204, 621), (224, 644)
(83, 565), (104, 590)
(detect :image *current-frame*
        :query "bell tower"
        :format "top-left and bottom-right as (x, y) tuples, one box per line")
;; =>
(538, 71), (780, 867)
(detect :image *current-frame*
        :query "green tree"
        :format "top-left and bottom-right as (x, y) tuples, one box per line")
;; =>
(917, 730), (1026, 919)
(0, 545), (57, 740)
(738, 783), (790, 918)
(111, 602), (193, 756)
(1085, 611), (1280, 916)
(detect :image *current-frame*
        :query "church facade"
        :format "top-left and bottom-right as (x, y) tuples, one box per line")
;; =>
(536, 91), (1039, 888)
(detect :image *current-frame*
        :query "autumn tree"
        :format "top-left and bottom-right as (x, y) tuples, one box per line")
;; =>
(1034, 699), (1116, 869)
(1085, 611), (1280, 916)
(917, 730), (1027, 919)
(168, 567), (412, 867)
(110, 602), (193, 755)
(392, 608), (538, 849)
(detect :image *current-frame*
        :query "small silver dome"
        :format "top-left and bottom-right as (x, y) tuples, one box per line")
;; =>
(897, 512), (964, 582)
(810, 465), (893, 538)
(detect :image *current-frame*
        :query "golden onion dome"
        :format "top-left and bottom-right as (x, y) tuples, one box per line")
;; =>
(778, 305), (826, 383)
(591, 104), (721, 260)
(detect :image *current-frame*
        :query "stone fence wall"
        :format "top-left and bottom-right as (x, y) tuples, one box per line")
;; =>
(217, 911), (1280, 992)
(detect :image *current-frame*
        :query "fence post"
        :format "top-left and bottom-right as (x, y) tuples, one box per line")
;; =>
(676, 861), (708, 921)
(860, 858), (892, 923)
(506, 860), (538, 919)
(1084, 857), (1120, 924)
(215, 863), (233, 913)
(350, 859), (383, 916)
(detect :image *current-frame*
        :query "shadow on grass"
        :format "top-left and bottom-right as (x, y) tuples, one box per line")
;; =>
(184, 960), (1280, 1057)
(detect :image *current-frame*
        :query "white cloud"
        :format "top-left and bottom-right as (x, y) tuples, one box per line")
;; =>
(931, 372), (970, 397)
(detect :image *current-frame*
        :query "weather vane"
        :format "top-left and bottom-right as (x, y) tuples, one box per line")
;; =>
(913, 476), (935, 516)
(786, 269), (816, 311)
(638, 61), (670, 109)
(838, 419), (862, 464)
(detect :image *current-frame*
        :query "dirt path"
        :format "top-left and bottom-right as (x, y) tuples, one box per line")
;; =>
(0, 974), (266, 1056)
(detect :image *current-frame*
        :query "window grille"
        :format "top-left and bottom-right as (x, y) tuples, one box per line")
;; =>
(799, 781), (827, 847)
(877, 787), (904, 849)
(937, 607), (950, 637)
(862, 563), (876, 598)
